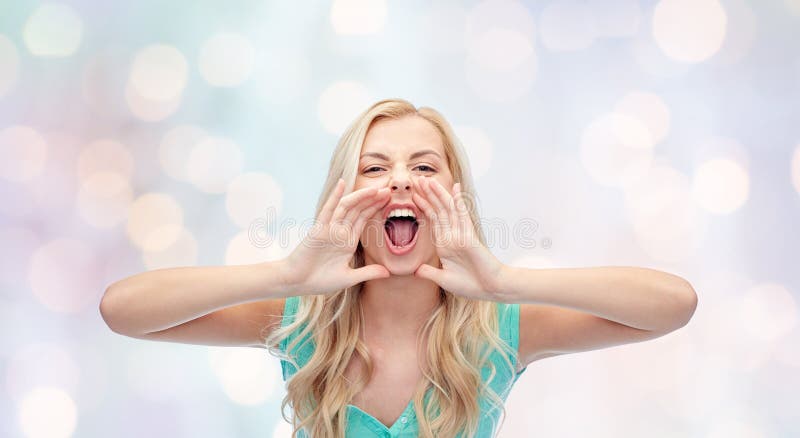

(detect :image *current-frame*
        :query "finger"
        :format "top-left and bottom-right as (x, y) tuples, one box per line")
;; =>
(344, 187), (388, 225)
(352, 263), (391, 283)
(453, 182), (470, 225)
(420, 177), (444, 221)
(454, 183), (468, 214)
(447, 182), (460, 224)
(318, 178), (345, 224)
(351, 189), (391, 234)
(332, 186), (379, 224)
(414, 185), (450, 247)
(414, 263), (444, 284)
(433, 179), (458, 221)
(353, 188), (392, 236)
(425, 177), (454, 226)
(412, 191), (436, 226)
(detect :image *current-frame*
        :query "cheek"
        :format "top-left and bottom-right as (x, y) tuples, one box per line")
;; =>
(359, 218), (385, 247)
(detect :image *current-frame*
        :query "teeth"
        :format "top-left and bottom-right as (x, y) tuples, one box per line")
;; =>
(387, 208), (416, 219)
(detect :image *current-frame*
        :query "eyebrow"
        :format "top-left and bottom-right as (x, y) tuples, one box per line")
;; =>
(359, 149), (442, 161)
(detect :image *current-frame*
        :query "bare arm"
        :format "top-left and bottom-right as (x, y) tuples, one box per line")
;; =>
(99, 179), (392, 342)
(99, 260), (297, 336)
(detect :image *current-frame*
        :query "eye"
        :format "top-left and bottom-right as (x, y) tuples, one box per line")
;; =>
(364, 166), (384, 173)
(414, 165), (436, 172)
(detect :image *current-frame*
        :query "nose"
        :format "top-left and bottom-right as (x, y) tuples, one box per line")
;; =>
(391, 181), (411, 192)
(390, 169), (413, 192)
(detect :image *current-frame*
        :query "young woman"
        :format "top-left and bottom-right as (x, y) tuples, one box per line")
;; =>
(100, 99), (698, 438)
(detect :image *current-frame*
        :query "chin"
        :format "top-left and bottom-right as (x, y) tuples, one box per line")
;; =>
(382, 255), (424, 276)
(362, 240), (433, 277)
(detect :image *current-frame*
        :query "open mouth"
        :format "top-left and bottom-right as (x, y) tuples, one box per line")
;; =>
(384, 215), (419, 255)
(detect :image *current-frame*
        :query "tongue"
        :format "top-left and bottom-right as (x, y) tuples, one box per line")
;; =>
(386, 220), (416, 247)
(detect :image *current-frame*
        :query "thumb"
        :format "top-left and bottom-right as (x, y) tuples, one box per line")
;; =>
(352, 264), (391, 283)
(414, 263), (443, 283)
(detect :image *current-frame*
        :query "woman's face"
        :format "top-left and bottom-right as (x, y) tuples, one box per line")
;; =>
(355, 115), (455, 276)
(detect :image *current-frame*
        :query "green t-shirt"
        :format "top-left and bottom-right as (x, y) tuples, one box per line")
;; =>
(278, 296), (528, 437)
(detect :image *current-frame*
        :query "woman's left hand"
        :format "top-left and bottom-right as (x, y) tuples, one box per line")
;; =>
(412, 176), (506, 301)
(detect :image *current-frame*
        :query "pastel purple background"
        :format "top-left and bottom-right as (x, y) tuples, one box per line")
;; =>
(1, 1), (798, 437)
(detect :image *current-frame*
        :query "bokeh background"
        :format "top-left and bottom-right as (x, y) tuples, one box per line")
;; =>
(2, 0), (799, 436)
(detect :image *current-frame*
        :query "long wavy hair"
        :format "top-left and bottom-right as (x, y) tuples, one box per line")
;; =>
(264, 98), (518, 438)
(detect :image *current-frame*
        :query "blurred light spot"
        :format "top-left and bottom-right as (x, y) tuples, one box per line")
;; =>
(691, 136), (750, 172)
(125, 343), (194, 402)
(539, 0), (596, 51)
(587, 0), (642, 38)
(77, 171), (134, 228)
(225, 229), (288, 266)
(692, 158), (749, 214)
(453, 125), (493, 179)
(208, 347), (280, 405)
(580, 113), (654, 188)
(23, 3), (83, 57)
(0, 226), (40, 288)
(418, 3), (467, 53)
(465, 0), (536, 102)
(186, 136), (244, 193)
(6, 343), (80, 403)
(792, 143), (800, 196)
(0, 34), (19, 97)
(124, 80), (182, 121)
(715, 0), (757, 64)
(330, 0), (387, 35)
(317, 81), (372, 135)
(142, 228), (198, 270)
(129, 44), (188, 101)
(614, 91), (671, 145)
(0, 125), (48, 182)
(652, 0), (727, 63)
(254, 48), (312, 105)
(17, 387), (77, 438)
(624, 165), (702, 262)
(199, 32), (256, 87)
(159, 124), (210, 181)
(226, 172), (284, 229)
(126, 193), (184, 251)
(77, 139), (134, 181)
(29, 238), (101, 313)
(737, 283), (796, 342)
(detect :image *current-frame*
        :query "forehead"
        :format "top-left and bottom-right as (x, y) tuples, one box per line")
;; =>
(360, 116), (445, 157)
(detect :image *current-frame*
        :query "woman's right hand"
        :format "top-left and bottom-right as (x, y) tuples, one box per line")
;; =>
(282, 178), (391, 296)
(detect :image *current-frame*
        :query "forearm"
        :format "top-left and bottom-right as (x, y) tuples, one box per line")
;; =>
(494, 265), (698, 331)
(99, 259), (298, 335)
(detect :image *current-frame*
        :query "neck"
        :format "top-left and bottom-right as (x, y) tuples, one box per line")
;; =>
(359, 272), (442, 340)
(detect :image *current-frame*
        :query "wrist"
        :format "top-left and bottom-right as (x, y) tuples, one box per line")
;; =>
(488, 262), (513, 302)
(266, 258), (301, 297)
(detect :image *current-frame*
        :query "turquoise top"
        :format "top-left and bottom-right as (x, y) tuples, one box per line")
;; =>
(278, 296), (528, 437)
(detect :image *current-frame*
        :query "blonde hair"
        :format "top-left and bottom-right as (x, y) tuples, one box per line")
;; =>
(265, 98), (518, 437)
